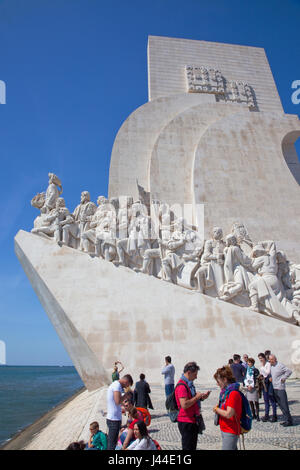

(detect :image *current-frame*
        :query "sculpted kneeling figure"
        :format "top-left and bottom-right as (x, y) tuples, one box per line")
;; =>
(32, 197), (74, 243)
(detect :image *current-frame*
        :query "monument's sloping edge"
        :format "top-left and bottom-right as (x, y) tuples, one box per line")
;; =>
(15, 231), (110, 391)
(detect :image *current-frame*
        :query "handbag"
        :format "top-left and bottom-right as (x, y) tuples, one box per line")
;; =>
(195, 414), (206, 434)
(214, 412), (220, 426)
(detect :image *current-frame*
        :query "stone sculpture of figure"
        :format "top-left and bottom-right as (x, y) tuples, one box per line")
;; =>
(31, 192), (47, 229)
(116, 210), (151, 267)
(158, 219), (187, 283)
(62, 191), (97, 249)
(44, 173), (63, 213)
(159, 203), (172, 241)
(176, 231), (204, 290)
(95, 212), (117, 261)
(219, 234), (253, 303)
(248, 241), (291, 317)
(290, 265), (300, 325)
(276, 251), (293, 298)
(231, 221), (253, 256)
(80, 196), (109, 253)
(194, 227), (225, 295)
(291, 265), (300, 308)
(118, 196), (133, 240)
(31, 197), (74, 243)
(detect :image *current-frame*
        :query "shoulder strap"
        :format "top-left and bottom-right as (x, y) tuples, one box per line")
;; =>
(175, 380), (191, 395)
(175, 381), (192, 411)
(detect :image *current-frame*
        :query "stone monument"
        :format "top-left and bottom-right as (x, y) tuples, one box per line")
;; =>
(15, 36), (300, 390)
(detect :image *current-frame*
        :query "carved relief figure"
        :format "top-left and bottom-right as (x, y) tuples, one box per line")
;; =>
(29, 173), (299, 327)
(194, 227), (225, 295)
(159, 219), (187, 283)
(248, 242), (292, 319)
(32, 197), (74, 243)
(44, 173), (63, 212)
(62, 191), (97, 249)
(116, 210), (151, 267)
(219, 234), (253, 303)
(80, 196), (109, 253)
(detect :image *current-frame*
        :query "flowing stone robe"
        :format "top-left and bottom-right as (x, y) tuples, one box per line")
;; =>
(220, 245), (253, 305)
(44, 182), (60, 212)
(249, 242), (294, 319)
(194, 238), (225, 295)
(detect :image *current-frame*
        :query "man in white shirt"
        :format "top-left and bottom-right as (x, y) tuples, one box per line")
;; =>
(161, 356), (175, 398)
(106, 374), (133, 449)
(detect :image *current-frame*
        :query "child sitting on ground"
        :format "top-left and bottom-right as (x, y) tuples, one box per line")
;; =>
(86, 421), (107, 450)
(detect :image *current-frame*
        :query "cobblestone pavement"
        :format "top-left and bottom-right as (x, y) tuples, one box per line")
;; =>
(146, 380), (300, 450)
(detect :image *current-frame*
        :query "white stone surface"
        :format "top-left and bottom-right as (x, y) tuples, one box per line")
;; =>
(15, 230), (300, 391)
(109, 36), (300, 267)
(147, 35), (283, 113)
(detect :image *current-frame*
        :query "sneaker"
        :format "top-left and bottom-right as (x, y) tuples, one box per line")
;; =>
(270, 416), (277, 422)
(256, 417), (260, 422)
(261, 416), (269, 422)
(281, 422), (293, 427)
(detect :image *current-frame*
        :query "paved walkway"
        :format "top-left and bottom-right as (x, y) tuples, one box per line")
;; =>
(21, 379), (300, 450)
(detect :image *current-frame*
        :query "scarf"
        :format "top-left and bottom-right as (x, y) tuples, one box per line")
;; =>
(247, 366), (254, 377)
(180, 374), (200, 411)
(219, 382), (240, 408)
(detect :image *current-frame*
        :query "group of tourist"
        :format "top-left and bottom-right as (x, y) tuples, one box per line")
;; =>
(161, 353), (293, 451)
(227, 351), (293, 427)
(66, 351), (293, 451)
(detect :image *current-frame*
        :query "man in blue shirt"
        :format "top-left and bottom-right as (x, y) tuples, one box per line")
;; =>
(162, 356), (175, 397)
(230, 354), (245, 384)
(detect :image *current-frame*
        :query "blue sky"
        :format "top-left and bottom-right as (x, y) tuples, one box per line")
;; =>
(0, 0), (299, 365)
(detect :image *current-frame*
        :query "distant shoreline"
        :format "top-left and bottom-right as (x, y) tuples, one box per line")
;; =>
(0, 386), (85, 450)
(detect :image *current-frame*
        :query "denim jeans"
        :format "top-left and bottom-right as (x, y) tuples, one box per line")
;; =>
(263, 388), (277, 417)
(165, 383), (174, 397)
(106, 419), (121, 450)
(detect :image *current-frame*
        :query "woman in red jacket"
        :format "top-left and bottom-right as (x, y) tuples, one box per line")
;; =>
(213, 366), (242, 450)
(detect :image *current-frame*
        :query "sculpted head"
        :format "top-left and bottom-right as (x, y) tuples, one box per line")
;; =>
(173, 217), (184, 233)
(56, 197), (65, 209)
(212, 227), (223, 240)
(252, 244), (267, 258)
(97, 195), (107, 206)
(48, 173), (62, 188)
(226, 234), (237, 247)
(81, 191), (90, 203)
(276, 250), (287, 264)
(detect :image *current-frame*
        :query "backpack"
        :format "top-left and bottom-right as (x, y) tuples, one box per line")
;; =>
(239, 391), (252, 434)
(165, 381), (190, 423)
(136, 407), (151, 426)
(219, 390), (252, 434)
(152, 439), (162, 450)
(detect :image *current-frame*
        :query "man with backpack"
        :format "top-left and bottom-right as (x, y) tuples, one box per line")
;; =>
(213, 366), (252, 450)
(174, 362), (210, 450)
